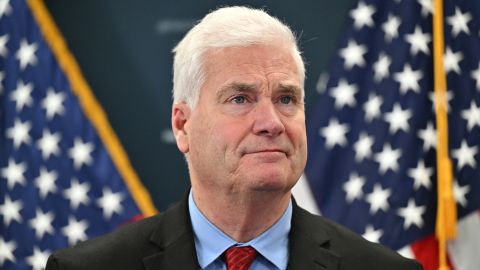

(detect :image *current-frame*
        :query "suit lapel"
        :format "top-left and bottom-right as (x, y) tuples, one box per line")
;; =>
(288, 202), (340, 270)
(143, 196), (199, 270)
(141, 196), (341, 270)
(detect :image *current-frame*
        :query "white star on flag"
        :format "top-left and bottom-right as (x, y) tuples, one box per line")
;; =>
(383, 103), (412, 134)
(362, 225), (383, 243)
(374, 144), (401, 174)
(26, 247), (50, 270)
(416, 0), (433, 18)
(1, 158), (27, 189)
(417, 122), (437, 151)
(407, 160), (433, 190)
(353, 132), (374, 162)
(363, 94), (383, 122)
(0, 0), (11, 19)
(0, 196), (23, 226)
(0, 237), (16, 266)
(446, 7), (472, 37)
(397, 199), (426, 229)
(28, 208), (55, 239)
(62, 217), (88, 246)
(6, 118), (32, 149)
(393, 64), (423, 94)
(382, 14), (401, 42)
(63, 178), (91, 210)
(471, 61), (480, 90)
(0, 34), (8, 57)
(97, 188), (125, 219)
(453, 181), (470, 208)
(320, 118), (350, 149)
(34, 167), (58, 199)
(339, 40), (367, 69)
(461, 101), (480, 131)
(37, 129), (62, 160)
(10, 80), (33, 111)
(41, 88), (66, 120)
(15, 39), (38, 70)
(330, 79), (358, 109)
(451, 140), (478, 170)
(350, 1), (376, 29)
(68, 138), (94, 169)
(470, 62), (480, 91)
(444, 47), (464, 74)
(343, 173), (366, 203)
(373, 52), (392, 82)
(365, 184), (391, 214)
(405, 25), (431, 56)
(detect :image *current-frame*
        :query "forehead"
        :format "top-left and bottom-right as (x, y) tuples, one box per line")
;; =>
(202, 44), (302, 89)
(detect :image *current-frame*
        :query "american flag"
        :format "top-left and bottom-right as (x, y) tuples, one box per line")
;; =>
(304, 0), (480, 269)
(0, 1), (155, 270)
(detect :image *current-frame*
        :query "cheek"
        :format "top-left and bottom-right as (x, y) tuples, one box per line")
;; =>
(191, 117), (240, 156)
(189, 117), (213, 154)
(209, 120), (252, 171)
(287, 121), (308, 163)
(210, 123), (244, 156)
(288, 119), (307, 146)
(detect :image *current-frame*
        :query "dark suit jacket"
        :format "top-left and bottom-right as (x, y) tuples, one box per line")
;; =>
(46, 197), (423, 270)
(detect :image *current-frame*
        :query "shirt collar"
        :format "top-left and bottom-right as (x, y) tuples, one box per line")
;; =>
(188, 190), (292, 269)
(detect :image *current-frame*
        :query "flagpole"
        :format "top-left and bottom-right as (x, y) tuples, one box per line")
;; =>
(432, 0), (457, 269)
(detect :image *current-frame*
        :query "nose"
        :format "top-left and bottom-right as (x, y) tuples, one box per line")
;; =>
(252, 101), (285, 137)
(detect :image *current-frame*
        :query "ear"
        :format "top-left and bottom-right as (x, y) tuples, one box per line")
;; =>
(171, 103), (191, 153)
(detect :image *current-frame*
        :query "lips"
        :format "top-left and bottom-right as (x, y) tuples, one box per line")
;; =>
(253, 149), (284, 153)
(243, 148), (289, 156)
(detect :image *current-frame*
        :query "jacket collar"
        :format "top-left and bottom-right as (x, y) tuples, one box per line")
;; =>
(141, 195), (340, 270)
(288, 201), (340, 270)
(142, 195), (199, 270)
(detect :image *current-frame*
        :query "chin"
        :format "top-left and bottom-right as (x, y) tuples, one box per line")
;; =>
(248, 171), (294, 192)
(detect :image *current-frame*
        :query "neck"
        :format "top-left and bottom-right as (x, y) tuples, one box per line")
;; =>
(191, 187), (291, 243)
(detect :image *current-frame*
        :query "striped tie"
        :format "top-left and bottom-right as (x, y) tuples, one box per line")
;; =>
(224, 246), (257, 270)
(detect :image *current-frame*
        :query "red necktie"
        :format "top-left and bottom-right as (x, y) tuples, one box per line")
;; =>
(224, 246), (257, 270)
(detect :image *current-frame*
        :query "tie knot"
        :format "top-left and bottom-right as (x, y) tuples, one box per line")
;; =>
(224, 246), (257, 270)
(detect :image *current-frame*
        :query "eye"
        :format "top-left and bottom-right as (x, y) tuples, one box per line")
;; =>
(279, 96), (294, 105)
(231, 96), (247, 104)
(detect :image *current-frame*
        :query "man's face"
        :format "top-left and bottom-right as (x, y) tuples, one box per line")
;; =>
(173, 44), (307, 195)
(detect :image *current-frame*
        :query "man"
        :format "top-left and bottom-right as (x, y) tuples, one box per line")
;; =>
(47, 6), (423, 270)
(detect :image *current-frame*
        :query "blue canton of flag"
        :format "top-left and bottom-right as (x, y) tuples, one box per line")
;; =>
(305, 0), (480, 269)
(0, 1), (155, 270)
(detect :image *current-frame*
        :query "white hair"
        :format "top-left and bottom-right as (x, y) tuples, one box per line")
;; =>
(172, 6), (305, 108)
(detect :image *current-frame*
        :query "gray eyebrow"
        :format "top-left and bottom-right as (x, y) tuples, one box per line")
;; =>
(215, 82), (303, 101)
(216, 82), (259, 100)
(278, 83), (303, 97)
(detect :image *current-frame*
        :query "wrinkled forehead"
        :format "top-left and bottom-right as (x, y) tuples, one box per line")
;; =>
(201, 44), (304, 91)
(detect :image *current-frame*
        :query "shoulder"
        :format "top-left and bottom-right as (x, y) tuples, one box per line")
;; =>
(46, 213), (165, 270)
(292, 205), (423, 270)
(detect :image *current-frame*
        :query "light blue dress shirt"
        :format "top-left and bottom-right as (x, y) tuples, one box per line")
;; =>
(188, 191), (292, 270)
